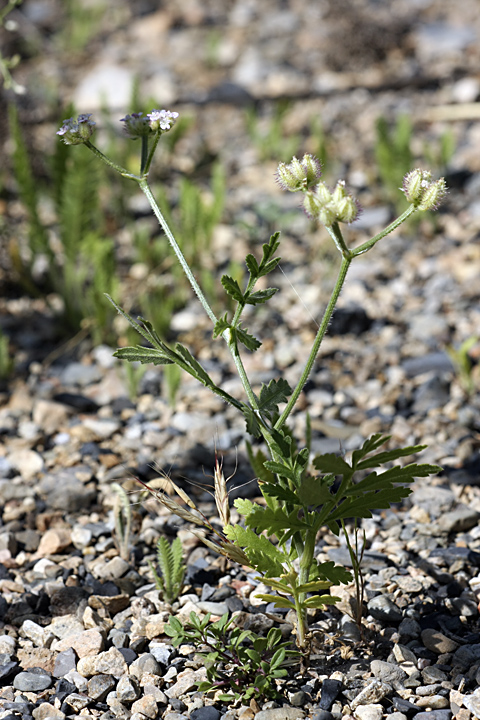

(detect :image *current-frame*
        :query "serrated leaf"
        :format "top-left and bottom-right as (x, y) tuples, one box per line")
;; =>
(245, 505), (311, 537)
(255, 482), (299, 505)
(213, 313), (230, 339)
(259, 257), (281, 277)
(355, 444), (428, 470)
(223, 525), (286, 576)
(244, 287), (278, 305)
(233, 497), (256, 517)
(258, 378), (292, 413)
(298, 474), (335, 506)
(246, 443), (275, 485)
(351, 434), (390, 467)
(245, 253), (259, 277)
(114, 346), (174, 365)
(241, 403), (261, 437)
(254, 594), (296, 610)
(236, 325), (262, 351)
(221, 274), (244, 303)
(313, 453), (352, 475)
(263, 460), (295, 482)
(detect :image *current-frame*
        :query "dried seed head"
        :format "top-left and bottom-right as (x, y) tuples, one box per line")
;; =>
(214, 455), (231, 527)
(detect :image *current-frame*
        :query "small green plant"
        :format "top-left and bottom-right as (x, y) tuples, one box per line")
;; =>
(148, 536), (186, 603)
(8, 104), (119, 342)
(375, 114), (414, 209)
(341, 519), (366, 635)
(57, 110), (446, 659)
(111, 483), (132, 562)
(0, 328), (14, 380)
(166, 612), (298, 702)
(246, 101), (300, 162)
(0, 0), (25, 95)
(447, 336), (479, 395)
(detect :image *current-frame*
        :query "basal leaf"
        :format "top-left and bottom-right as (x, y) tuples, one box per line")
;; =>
(221, 274), (244, 303)
(113, 346), (174, 365)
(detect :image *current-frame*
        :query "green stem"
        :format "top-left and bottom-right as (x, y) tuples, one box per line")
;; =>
(85, 141), (138, 179)
(294, 529), (317, 648)
(275, 254), (352, 430)
(352, 205), (416, 257)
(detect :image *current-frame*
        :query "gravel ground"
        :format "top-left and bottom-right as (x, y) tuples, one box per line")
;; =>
(1, 1), (480, 719)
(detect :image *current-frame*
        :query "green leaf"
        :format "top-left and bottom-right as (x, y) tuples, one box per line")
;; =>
(258, 231), (281, 277)
(236, 325), (262, 351)
(213, 313), (230, 339)
(313, 453), (352, 475)
(263, 460), (295, 482)
(233, 497), (256, 517)
(351, 434), (390, 467)
(303, 594), (340, 608)
(113, 346), (174, 366)
(245, 253), (259, 277)
(221, 274), (244, 303)
(241, 403), (261, 437)
(244, 288), (278, 305)
(223, 525), (286, 576)
(254, 594), (296, 610)
(246, 443), (275, 485)
(175, 343), (213, 386)
(258, 378), (292, 413)
(270, 648), (286, 669)
(298, 474), (334, 506)
(296, 580), (333, 593)
(245, 505), (311, 537)
(256, 483), (299, 505)
(355, 444), (428, 470)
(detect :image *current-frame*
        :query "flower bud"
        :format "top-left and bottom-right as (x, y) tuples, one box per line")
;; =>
(336, 195), (361, 224)
(402, 169), (432, 204)
(276, 153), (322, 192)
(56, 114), (96, 145)
(120, 112), (151, 138)
(417, 178), (447, 211)
(303, 191), (321, 218)
(146, 109), (179, 132)
(314, 182), (332, 205)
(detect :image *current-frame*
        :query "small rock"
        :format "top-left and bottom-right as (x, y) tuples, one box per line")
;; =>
(8, 449), (44, 480)
(131, 694), (158, 718)
(77, 647), (128, 678)
(36, 528), (72, 556)
(129, 653), (162, 679)
(353, 704), (384, 720)
(53, 648), (77, 677)
(165, 668), (207, 699)
(87, 673), (116, 700)
(190, 708), (221, 720)
(370, 660), (407, 684)
(368, 595), (403, 623)
(318, 679), (343, 710)
(32, 702), (65, 720)
(438, 507), (480, 534)
(421, 628), (459, 654)
(415, 695), (449, 709)
(117, 674), (140, 702)
(13, 668), (52, 691)
(254, 709), (305, 720)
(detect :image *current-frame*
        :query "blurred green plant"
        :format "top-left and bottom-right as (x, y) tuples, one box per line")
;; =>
(0, 328), (14, 380)
(246, 100), (300, 163)
(375, 115), (414, 210)
(447, 336), (479, 395)
(56, 0), (106, 53)
(8, 103), (119, 343)
(0, 0), (25, 94)
(166, 611), (298, 702)
(148, 535), (186, 603)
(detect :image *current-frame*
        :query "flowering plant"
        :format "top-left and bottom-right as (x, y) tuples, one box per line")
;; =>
(58, 110), (445, 655)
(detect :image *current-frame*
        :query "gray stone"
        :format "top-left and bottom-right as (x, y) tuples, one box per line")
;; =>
(13, 669), (52, 692)
(87, 673), (116, 701)
(353, 705), (383, 720)
(254, 710), (305, 720)
(116, 674), (140, 702)
(53, 648), (77, 677)
(128, 653), (162, 679)
(368, 595), (403, 623)
(421, 628), (459, 655)
(437, 506), (480, 533)
(38, 468), (96, 512)
(370, 660), (407, 684)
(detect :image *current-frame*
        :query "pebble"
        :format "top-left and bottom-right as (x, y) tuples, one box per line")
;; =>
(353, 705), (384, 720)
(13, 669), (53, 692)
(367, 595), (403, 623)
(421, 629), (459, 655)
(254, 710), (305, 720)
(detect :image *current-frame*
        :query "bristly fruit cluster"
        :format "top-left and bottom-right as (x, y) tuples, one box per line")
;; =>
(57, 108), (446, 660)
